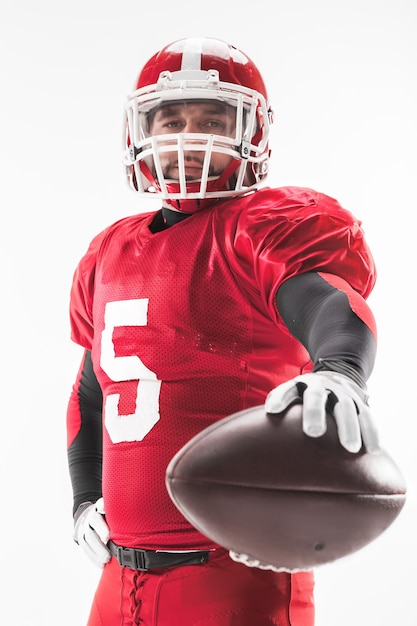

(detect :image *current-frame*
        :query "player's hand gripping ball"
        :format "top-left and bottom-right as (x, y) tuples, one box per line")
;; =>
(266, 371), (380, 454)
(166, 378), (406, 572)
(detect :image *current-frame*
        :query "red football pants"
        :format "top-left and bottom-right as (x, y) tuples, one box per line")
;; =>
(86, 548), (315, 626)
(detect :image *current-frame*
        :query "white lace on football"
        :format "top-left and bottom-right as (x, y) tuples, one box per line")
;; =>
(229, 550), (313, 573)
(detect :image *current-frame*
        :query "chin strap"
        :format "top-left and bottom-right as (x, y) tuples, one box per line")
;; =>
(164, 196), (222, 213)
(136, 153), (248, 213)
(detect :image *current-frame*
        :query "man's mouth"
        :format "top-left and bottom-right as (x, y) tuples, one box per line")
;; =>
(184, 164), (203, 177)
(169, 159), (205, 180)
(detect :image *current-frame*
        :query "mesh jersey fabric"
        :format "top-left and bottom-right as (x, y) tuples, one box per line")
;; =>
(69, 185), (376, 549)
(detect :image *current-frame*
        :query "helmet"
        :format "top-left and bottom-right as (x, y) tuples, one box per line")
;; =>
(124, 37), (274, 212)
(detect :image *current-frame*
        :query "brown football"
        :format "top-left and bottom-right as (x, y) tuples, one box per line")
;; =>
(166, 403), (407, 570)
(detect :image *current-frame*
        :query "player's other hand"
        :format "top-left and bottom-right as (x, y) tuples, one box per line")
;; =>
(265, 371), (380, 454)
(73, 497), (111, 568)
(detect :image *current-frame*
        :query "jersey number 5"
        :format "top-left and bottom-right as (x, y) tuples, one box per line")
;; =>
(100, 298), (161, 443)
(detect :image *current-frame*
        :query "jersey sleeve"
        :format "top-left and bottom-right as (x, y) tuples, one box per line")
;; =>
(230, 187), (377, 323)
(69, 230), (107, 349)
(276, 271), (377, 382)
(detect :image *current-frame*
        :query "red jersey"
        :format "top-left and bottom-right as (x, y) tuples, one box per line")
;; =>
(69, 186), (376, 550)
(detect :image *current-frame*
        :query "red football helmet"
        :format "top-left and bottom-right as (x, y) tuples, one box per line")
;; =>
(124, 37), (274, 212)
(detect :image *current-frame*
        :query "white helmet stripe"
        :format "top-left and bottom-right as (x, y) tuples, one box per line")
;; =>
(180, 38), (204, 71)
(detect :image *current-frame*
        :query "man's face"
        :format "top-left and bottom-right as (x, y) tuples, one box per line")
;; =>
(148, 100), (236, 181)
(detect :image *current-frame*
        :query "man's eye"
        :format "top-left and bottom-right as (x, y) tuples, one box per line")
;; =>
(166, 120), (182, 129)
(206, 120), (223, 128)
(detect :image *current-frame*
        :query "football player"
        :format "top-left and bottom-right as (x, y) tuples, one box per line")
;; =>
(67, 37), (379, 625)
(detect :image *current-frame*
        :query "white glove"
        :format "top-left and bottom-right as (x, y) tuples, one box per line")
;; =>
(229, 550), (311, 573)
(73, 497), (111, 568)
(265, 371), (380, 454)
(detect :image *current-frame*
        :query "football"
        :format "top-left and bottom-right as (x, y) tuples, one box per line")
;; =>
(166, 403), (407, 571)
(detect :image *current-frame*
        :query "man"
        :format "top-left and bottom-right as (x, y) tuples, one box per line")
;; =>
(67, 37), (379, 625)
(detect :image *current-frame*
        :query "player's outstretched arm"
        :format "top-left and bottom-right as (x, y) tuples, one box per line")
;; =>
(269, 271), (380, 453)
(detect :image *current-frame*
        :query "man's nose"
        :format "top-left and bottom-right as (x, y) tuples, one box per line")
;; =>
(183, 120), (200, 133)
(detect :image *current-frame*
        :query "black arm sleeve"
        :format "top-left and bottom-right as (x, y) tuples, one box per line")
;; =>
(67, 350), (103, 516)
(276, 272), (376, 385)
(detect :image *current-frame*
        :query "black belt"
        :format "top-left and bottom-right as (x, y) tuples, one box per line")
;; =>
(109, 540), (210, 571)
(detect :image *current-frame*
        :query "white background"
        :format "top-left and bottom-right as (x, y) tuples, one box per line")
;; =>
(1, 0), (416, 624)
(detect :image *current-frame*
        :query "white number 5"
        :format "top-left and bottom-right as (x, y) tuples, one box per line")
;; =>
(100, 299), (161, 443)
